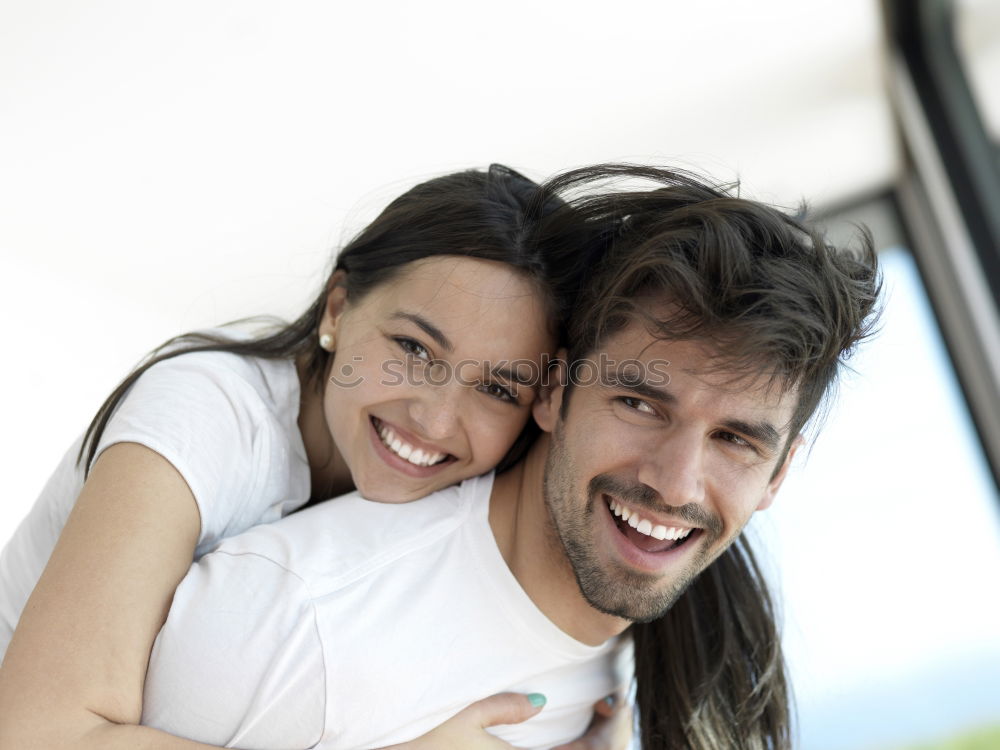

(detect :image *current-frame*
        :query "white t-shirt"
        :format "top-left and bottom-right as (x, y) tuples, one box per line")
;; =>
(0, 339), (312, 657)
(141, 472), (631, 750)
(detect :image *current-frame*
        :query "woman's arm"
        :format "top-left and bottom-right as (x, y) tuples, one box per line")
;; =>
(0, 442), (227, 750)
(0, 442), (627, 750)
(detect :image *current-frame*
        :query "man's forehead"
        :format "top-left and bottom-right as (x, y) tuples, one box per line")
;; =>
(596, 321), (799, 416)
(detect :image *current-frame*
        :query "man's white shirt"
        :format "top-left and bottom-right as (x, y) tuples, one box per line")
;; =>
(141, 472), (630, 750)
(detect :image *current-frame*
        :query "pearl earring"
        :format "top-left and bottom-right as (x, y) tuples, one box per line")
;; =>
(319, 333), (334, 351)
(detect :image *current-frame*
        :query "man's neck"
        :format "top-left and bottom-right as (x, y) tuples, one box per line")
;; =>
(488, 435), (630, 647)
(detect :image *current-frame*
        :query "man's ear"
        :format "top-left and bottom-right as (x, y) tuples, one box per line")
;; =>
(317, 270), (349, 350)
(756, 435), (804, 511)
(533, 351), (568, 434)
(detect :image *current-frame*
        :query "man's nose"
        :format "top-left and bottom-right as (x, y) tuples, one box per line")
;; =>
(407, 379), (462, 441)
(636, 429), (707, 508)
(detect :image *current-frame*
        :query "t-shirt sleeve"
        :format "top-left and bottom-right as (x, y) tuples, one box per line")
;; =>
(141, 550), (326, 749)
(93, 352), (271, 552)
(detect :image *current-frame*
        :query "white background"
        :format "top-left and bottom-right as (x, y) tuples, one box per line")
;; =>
(5, 2), (1000, 749)
(0, 1), (894, 532)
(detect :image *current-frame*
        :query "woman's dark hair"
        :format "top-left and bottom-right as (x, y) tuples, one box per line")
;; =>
(78, 164), (588, 479)
(632, 535), (790, 749)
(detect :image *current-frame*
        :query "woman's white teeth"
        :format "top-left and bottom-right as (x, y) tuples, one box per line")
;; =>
(378, 422), (446, 467)
(609, 499), (693, 541)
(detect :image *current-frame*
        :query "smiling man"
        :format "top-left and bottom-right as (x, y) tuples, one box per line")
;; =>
(137, 167), (880, 750)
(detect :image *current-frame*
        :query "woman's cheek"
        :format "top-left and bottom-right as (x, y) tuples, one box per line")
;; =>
(468, 409), (532, 469)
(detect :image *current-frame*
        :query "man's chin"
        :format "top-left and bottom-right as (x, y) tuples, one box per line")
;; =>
(572, 559), (696, 623)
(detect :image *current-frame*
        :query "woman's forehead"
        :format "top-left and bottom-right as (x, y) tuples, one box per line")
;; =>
(367, 257), (554, 359)
(383, 257), (540, 304)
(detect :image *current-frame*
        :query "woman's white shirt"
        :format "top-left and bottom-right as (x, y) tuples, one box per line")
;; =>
(0, 342), (312, 657)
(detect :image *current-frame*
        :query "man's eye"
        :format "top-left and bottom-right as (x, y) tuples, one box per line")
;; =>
(480, 382), (517, 403)
(395, 337), (430, 361)
(717, 431), (753, 449)
(621, 397), (656, 415)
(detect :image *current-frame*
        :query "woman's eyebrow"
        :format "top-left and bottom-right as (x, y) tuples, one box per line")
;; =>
(390, 311), (453, 352)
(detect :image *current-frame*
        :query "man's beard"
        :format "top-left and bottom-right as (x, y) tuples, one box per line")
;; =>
(542, 422), (722, 623)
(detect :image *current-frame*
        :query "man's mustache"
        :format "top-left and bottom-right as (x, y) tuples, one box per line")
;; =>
(588, 474), (723, 539)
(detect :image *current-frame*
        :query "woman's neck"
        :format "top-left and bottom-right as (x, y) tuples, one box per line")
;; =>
(295, 354), (354, 502)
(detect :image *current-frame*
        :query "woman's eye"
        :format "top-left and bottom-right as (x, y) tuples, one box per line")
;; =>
(395, 337), (430, 361)
(620, 396), (656, 415)
(480, 382), (517, 403)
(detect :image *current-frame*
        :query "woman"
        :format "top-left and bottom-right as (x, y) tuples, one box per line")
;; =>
(0, 165), (626, 749)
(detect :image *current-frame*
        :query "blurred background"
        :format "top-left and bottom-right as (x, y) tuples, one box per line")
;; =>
(1, 1), (998, 748)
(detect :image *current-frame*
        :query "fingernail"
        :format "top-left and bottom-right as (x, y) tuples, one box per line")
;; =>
(528, 693), (547, 707)
(604, 695), (615, 708)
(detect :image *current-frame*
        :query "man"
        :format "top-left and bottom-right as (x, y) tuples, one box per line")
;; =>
(140, 167), (881, 750)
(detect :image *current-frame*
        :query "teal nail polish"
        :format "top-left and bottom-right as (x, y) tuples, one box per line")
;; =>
(604, 695), (615, 708)
(528, 693), (547, 707)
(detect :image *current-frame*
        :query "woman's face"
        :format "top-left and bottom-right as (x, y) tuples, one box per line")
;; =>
(320, 256), (557, 502)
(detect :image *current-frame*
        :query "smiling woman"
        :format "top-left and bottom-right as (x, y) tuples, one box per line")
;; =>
(307, 255), (556, 502)
(0, 164), (612, 750)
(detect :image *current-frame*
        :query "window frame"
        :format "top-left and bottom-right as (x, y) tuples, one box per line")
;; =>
(881, 0), (1000, 491)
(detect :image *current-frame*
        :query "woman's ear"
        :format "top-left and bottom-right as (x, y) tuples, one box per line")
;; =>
(533, 351), (568, 433)
(318, 271), (349, 351)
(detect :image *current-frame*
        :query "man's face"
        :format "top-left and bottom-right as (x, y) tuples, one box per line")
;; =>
(534, 323), (801, 622)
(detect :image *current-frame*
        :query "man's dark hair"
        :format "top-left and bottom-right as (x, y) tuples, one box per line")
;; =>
(540, 165), (882, 749)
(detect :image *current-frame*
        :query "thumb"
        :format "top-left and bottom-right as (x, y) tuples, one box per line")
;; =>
(466, 692), (547, 728)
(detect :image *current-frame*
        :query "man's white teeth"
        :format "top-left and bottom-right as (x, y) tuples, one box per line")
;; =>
(608, 499), (693, 541)
(378, 423), (446, 467)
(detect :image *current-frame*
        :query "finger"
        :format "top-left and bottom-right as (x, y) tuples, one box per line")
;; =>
(553, 699), (633, 750)
(551, 713), (607, 750)
(592, 694), (616, 718)
(607, 702), (634, 750)
(464, 692), (547, 729)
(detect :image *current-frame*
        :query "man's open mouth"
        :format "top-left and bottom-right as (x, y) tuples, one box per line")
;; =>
(605, 496), (699, 554)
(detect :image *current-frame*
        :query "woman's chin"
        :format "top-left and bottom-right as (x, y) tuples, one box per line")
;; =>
(350, 460), (444, 503)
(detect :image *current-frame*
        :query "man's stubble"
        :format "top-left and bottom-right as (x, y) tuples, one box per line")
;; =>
(541, 419), (720, 624)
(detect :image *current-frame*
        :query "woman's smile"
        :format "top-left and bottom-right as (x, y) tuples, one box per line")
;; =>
(368, 415), (456, 477)
(321, 255), (557, 503)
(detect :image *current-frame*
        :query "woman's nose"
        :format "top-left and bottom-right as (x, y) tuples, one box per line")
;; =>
(407, 380), (462, 441)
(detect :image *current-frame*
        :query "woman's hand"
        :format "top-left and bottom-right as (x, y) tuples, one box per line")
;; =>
(552, 695), (633, 750)
(380, 692), (546, 750)
(381, 691), (632, 750)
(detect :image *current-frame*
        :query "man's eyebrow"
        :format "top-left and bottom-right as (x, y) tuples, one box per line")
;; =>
(721, 418), (782, 453)
(605, 374), (783, 452)
(390, 312), (453, 352)
(604, 375), (678, 406)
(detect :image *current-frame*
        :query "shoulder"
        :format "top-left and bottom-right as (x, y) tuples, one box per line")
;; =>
(143, 551), (325, 747)
(96, 328), (310, 547)
(214, 473), (494, 593)
(139, 328), (300, 420)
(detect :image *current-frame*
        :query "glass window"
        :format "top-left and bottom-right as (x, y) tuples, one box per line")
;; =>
(749, 201), (1000, 749)
(956, 0), (1000, 148)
